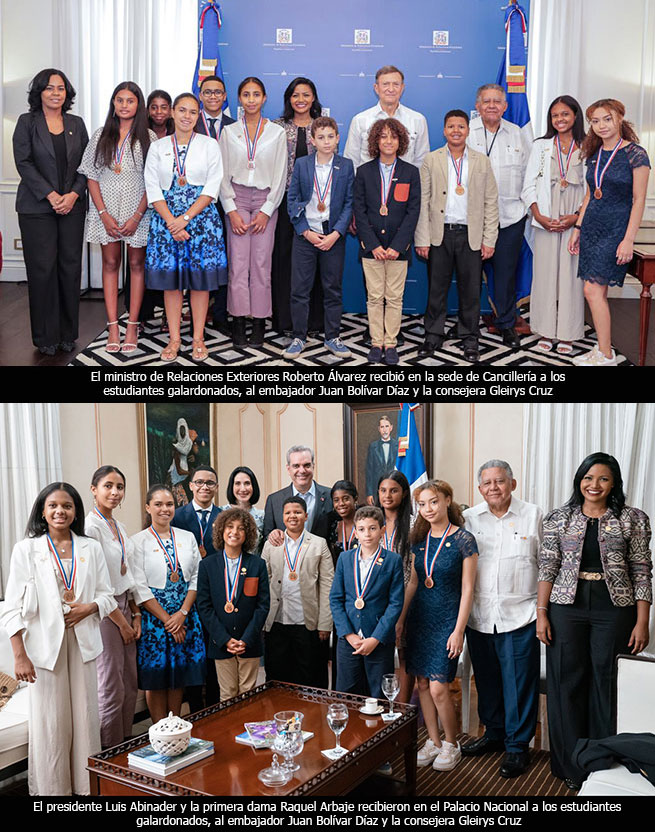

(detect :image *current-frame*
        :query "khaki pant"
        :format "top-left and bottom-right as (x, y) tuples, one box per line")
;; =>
(215, 656), (260, 701)
(362, 258), (408, 347)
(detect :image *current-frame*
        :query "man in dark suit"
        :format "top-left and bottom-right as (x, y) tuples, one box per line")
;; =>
(365, 415), (396, 504)
(194, 75), (235, 335)
(172, 464), (222, 709)
(283, 116), (354, 359)
(263, 445), (333, 545)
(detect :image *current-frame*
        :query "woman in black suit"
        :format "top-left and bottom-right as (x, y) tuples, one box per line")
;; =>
(13, 68), (89, 356)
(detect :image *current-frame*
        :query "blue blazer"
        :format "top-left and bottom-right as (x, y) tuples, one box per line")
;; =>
(196, 551), (270, 659)
(172, 502), (222, 558)
(287, 153), (354, 237)
(329, 546), (404, 646)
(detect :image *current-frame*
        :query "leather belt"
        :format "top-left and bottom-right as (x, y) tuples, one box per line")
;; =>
(579, 571), (603, 581)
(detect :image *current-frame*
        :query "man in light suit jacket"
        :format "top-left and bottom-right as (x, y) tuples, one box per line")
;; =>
(415, 109), (499, 363)
(262, 496), (334, 688)
(283, 116), (354, 359)
(263, 445), (333, 544)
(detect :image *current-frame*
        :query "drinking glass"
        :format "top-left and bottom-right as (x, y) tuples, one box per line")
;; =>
(326, 703), (349, 757)
(273, 710), (304, 772)
(381, 673), (400, 716)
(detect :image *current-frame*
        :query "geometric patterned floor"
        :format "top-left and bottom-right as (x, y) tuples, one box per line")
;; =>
(69, 310), (631, 367)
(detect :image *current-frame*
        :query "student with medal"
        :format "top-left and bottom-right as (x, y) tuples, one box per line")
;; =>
(569, 99), (651, 366)
(326, 480), (360, 566)
(399, 481), (477, 773)
(284, 116), (355, 360)
(353, 118), (421, 365)
(1, 482), (116, 794)
(144, 92), (227, 362)
(129, 485), (206, 723)
(172, 465), (223, 559)
(219, 77), (287, 348)
(329, 506), (404, 701)
(196, 508), (270, 702)
(522, 96), (586, 356)
(85, 465), (142, 749)
(262, 496), (334, 688)
(78, 82), (155, 353)
(415, 110), (498, 363)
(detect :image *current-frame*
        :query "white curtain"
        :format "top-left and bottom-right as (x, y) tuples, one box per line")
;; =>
(0, 404), (62, 596)
(523, 402), (655, 656)
(527, 0), (584, 137)
(52, 0), (198, 137)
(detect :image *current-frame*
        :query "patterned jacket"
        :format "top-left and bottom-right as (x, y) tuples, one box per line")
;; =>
(273, 118), (316, 190)
(538, 505), (652, 606)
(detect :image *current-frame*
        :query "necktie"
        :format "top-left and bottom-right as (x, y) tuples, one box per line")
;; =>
(208, 119), (217, 139)
(200, 510), (209, 532)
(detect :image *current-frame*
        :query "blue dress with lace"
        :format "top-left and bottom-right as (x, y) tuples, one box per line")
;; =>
(137, 541), (206, 691)
(578, 143), (650, 286)
(405, 528), (477, 683)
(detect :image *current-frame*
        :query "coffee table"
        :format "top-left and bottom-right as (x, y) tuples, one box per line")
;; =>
(87, 681), (418, 796)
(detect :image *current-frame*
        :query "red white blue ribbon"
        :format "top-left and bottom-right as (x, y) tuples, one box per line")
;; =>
(313, 164), (334, 209)
(242, 115), (263, 167)
(353, 543), (382, 600)
(379, 160), (397, 209)
(424, 523), (452, 583)
(114, 130), (132, 169)
(223, 550), (242, 605)
(594, 137), (622, 193)
(383, 526), (396, 551)
(284, 531), (305, 574)
(47, 533), (76, 594)
(94, 507), (126, 571)
(341, 522), (357, 551)
(555, 135), (576, 182)
(172, 132), (195, 181)
(149, 526), (178, 574)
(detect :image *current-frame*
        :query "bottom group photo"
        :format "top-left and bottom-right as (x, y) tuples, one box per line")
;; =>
(0, 401), (653, 802)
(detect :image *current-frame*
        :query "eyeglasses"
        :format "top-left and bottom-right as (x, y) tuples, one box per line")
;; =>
(192, 479), (217, 488)
(202, 90), (225, 98)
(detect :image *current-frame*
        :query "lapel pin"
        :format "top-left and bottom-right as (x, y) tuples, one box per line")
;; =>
(81, 557), (86, 562)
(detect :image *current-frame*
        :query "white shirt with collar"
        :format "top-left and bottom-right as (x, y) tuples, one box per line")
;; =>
(463, 495), (543, 634)
(445, 148), (469, 225)
(467, 117), (531, 228)
(305, 155), (334, 233)
(344, 101), (430, 171)
(84, 511), (137, 598)
(293, 481), (317, 530)
(144, 133), (224, 204)
(274, 531), (306, 626)
(129, 526), (201, 604)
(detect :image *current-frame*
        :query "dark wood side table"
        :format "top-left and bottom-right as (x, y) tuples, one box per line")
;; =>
(88, 681), (418, 797)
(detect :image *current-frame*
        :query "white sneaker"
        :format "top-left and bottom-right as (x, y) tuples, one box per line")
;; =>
(417, 738), (440, 766)
(432, 740), (462, 771)
(573, 345), (600, 365)
(574, 346), (617, 366)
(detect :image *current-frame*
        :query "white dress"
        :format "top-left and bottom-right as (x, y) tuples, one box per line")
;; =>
(78, 127), (157, 246)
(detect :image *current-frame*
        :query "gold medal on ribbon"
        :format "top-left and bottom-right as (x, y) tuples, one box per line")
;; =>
(113, 164), (122, 175)
(288, 571), (298, 581)
(379, 205), (389, 216)
(354, 597), (365, 610)
(224, 601), (235, 613)
(425, 577), (434, 589)
(170, 571), (179, 583)
(178, 176), (187, 187)
(594, 188), (603, 199)
(455, 185), (465, 196)
(63, 589), (75, 602)
(199, 545), (207, 558)
(317, 201), (326, 212)
(120, 563), (127, 576)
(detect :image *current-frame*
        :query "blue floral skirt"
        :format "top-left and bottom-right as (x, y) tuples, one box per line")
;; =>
(137, 564), (206, 691)
(145, 183), (227, 291)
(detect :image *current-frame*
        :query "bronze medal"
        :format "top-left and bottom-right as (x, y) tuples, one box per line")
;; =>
(288, 571), (298, 581)
(425, 576), (434, 589)
(247, 161), (256, 170)
(170, 571), (179, 583)
(455, 185), (465, 196)
(560, 178), (568, 189)
(199, 545), (207, 558)
(594, 188), (603, 200)
(354, 597), (365, 610)
(113, 164), (122, 175)
(178, 176), (187, 187)
(120, 563), (127, 576)
(63, 589), (75, 602)
(379, 205), (388, 216)
(317, 201), (327, 212)
(224, 601), (234, 613)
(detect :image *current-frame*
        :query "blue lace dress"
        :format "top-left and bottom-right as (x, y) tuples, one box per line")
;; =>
(137, 539), (206, 690)
(405, 528), (477, 683)
(578, 143), (650, 286)
(145, 142), (227, 291)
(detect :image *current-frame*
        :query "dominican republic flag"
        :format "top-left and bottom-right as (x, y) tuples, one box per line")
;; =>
(395, 404), (428, 493)
(486, 1), (534, 309)
(193, 2), (230, 113)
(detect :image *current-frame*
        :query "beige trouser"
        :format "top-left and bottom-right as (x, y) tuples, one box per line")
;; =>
(29, 628), (101, 795)
(215, 656), (260, 701)
(362, 258), (408, 347)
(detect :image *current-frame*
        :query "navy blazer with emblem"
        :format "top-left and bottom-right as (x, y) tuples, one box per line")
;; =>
(329, 546), (404, 646)
(172, 502), (222, 558)
(196, 550), (270, 659)
(287, 152), (354, 237)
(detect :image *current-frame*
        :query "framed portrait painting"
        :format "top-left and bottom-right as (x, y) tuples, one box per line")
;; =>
(138, 404), (216, 507)
(343, 403), (432, 504)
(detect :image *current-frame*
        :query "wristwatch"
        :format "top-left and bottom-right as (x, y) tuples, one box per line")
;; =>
(183, 214), (191, 222)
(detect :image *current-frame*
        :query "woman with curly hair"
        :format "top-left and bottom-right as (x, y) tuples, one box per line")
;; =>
(196, 507), (270, 701)
(537, 452), (652, 789)
(353, 117), (421, 364)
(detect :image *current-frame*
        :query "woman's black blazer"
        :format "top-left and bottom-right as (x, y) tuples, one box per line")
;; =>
(13, 109), (89, 214)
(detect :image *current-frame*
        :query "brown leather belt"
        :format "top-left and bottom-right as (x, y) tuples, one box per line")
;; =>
(579, 571), (603, 581)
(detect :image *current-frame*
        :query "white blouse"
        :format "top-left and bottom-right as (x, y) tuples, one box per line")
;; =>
(129, 526), (201, 604)
(144, 133), (224, 204)
(85, 511), (137, 598)
(219, 119), (287, 217)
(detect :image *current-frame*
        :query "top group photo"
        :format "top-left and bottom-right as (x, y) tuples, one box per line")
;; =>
(2, 0), (655, 367)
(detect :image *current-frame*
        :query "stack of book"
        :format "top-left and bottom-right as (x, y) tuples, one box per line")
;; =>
(128, 737), (215, 775)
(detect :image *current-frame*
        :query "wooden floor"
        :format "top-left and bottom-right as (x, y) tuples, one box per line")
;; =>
(1, 281), (654, 367)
